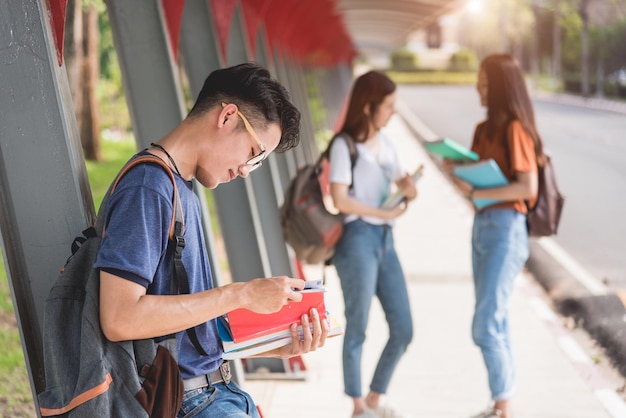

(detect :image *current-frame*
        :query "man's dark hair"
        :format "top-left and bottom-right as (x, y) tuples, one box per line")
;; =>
(188, 62), (300, 152)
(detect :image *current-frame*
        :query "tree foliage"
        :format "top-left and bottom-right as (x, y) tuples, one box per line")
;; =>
(64, 0), (102, 161)
(456, 0), (626, 97)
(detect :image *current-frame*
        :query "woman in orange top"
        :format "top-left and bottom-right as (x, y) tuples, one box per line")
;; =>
(447, 54), (545, 418)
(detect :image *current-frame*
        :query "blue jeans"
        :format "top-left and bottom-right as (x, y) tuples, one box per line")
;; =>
(333, 219), (413, 398)
(177, 381), (260, 418)
(471, 209), (529, 401)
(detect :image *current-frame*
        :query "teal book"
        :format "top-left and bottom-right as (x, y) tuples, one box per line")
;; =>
(453, 159), (509, 210)
(423, 137), (479, 161)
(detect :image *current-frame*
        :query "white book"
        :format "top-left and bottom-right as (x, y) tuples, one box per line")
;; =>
(380, 164), (424, 210)
(221, 314), (343, 360)
(222, 336), (294, 360)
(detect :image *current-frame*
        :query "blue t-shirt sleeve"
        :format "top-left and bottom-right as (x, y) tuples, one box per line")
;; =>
(95, 166), (174, 289)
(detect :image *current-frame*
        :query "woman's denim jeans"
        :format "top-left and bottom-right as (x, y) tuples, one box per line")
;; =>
(177, 381), (259, 418)
(471, 209), (529, 401)
(333, 219), (413, 398)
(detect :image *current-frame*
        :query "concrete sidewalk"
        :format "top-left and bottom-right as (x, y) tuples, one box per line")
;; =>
(244, 112), (626, 418)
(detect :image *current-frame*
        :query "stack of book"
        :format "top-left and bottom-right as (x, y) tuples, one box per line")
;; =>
(423, 137), (509, 209)
(218, 280), (343, 359)
(453, 159), (509, 209)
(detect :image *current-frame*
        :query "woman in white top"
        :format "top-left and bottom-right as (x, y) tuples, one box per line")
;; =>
(329, 71), (418, 418)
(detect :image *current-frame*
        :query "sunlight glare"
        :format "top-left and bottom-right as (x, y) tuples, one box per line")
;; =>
(466, 0), (484, 14)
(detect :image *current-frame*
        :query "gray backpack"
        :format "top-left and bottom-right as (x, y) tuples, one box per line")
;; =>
(38, 155), (202, 417)
(501, 123), (565, 237)
(280, 134), (357, 265)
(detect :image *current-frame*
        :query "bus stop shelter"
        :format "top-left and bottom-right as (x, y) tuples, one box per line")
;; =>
(0, 0), (464, 409)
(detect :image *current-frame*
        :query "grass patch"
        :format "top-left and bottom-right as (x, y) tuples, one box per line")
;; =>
(0, 252), (35, 417)
(0, 329), (27, 370)
(85, 135), (137, 210)
(387, 70), (477, 85)
(0, 263), (14, 314)
(97, 77), (131, 133)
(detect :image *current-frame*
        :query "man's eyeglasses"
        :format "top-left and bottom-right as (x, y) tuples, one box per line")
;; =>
(222, 102), (266, 171)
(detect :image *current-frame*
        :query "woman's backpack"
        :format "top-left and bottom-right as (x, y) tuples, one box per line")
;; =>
(526, 154), (565, 237)
(501, 122), (565, 237)
(280, 134), (358, 264)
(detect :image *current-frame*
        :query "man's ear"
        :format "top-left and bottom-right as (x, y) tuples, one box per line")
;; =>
(218, 103), (237, 129)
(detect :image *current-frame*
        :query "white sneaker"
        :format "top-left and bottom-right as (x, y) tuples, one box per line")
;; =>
(352, 408), (379, 418)
(468, 405), (503, 418)
(373, 404), (406, 418)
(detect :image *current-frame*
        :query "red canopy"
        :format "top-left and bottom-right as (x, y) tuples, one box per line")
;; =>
(46, 0), (354, 67)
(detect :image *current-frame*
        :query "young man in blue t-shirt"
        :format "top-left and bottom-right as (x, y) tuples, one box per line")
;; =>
(95, 63), (329, 417)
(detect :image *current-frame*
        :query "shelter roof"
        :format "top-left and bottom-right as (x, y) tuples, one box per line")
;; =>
(336, 0), (465, 55)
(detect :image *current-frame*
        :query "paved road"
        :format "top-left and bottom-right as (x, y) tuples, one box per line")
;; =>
(246, 114), (626, 418)
(397, 84), (626, 291)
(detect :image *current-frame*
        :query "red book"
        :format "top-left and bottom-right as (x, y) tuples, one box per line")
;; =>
(220, 313), (344, 360)
(226, 286), (327, 343)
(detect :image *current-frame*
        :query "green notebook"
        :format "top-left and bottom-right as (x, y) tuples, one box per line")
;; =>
(424, 137), (479, 161)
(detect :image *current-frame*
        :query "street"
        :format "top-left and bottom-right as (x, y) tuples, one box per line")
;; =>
(398, 84), (626, 291)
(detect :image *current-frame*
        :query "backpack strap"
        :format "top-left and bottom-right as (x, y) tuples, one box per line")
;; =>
(97, 154), (208, 356)
(321, 132), (358, 187)
(500, 120), (538, 212)
(322, 132), (358, 168)
(96, 154), (183, 241)
(320, 133), (358, 271)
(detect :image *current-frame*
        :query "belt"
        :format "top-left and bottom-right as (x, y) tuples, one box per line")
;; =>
(183, 361), (231, 391)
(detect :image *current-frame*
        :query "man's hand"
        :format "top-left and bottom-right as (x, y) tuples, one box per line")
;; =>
(241, 276), (305, 314)
(252, 307), (330, 358)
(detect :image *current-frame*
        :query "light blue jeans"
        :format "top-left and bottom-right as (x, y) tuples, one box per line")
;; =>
(177, 381), (260, 418)
(333, 219), (413, 398)
(471, 209), (529, 401)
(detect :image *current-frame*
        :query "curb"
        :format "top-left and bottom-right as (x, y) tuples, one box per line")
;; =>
(396, 97), (626, 380)
(560, 294), (626, 375)
(526, 239), (626, 378)
(531, 90), (626, 116)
